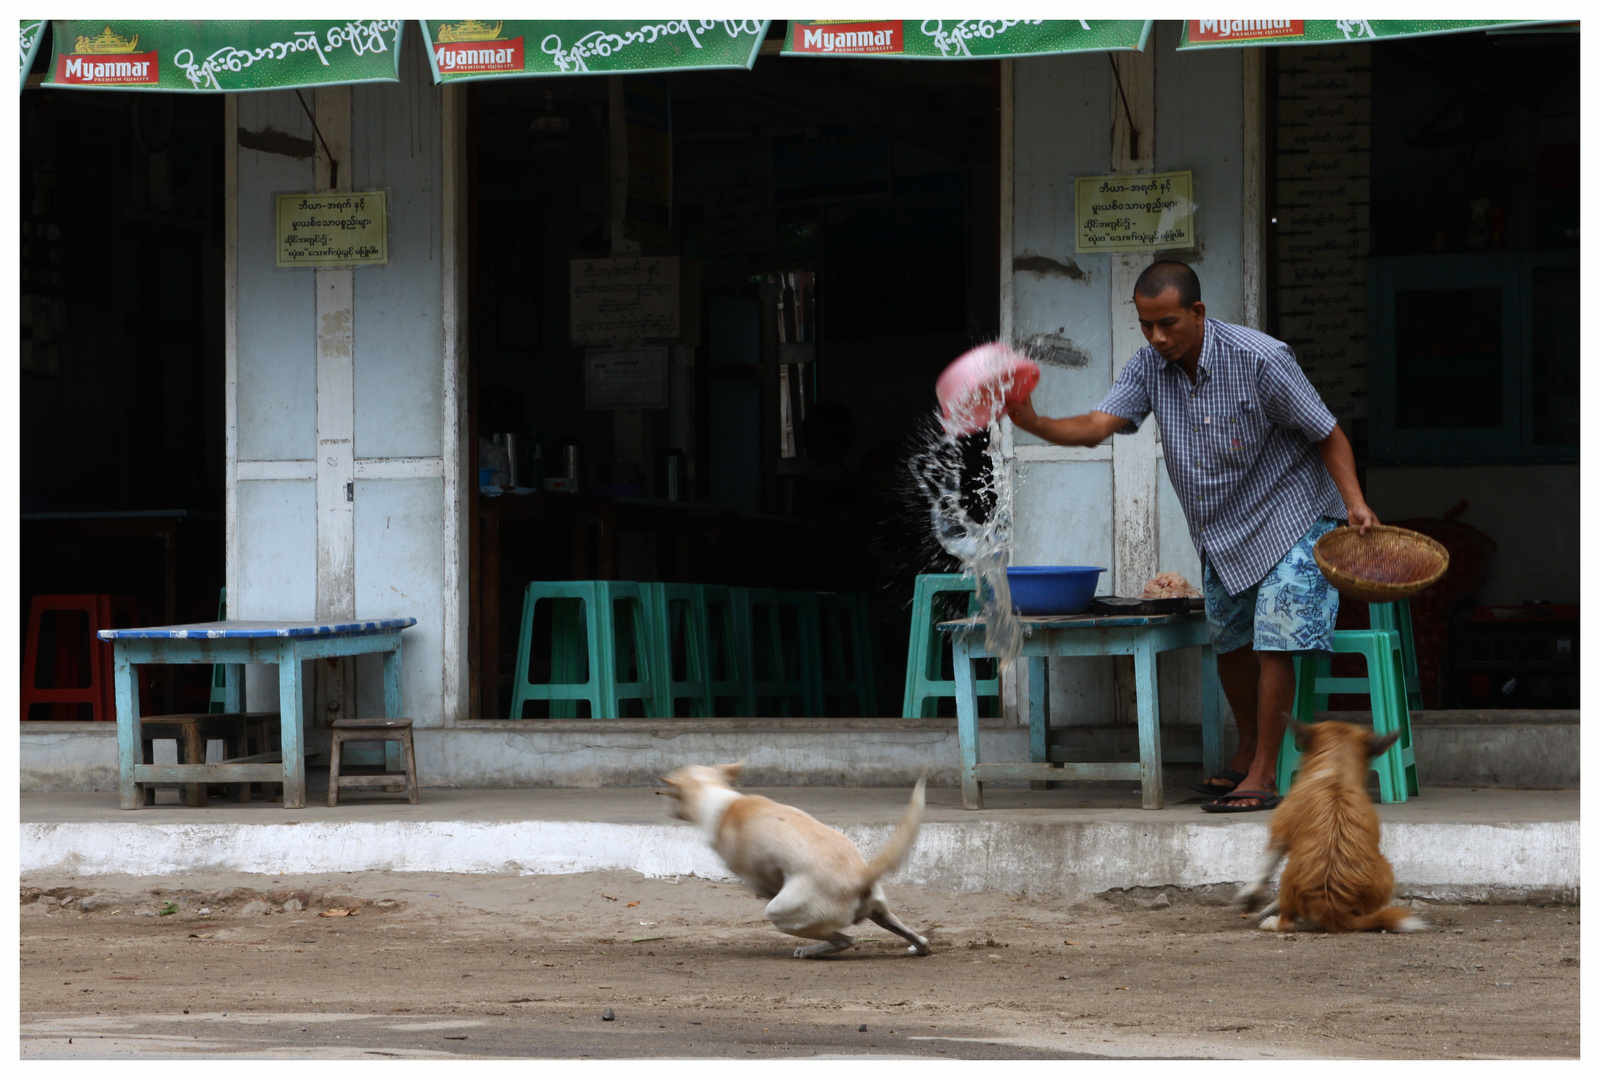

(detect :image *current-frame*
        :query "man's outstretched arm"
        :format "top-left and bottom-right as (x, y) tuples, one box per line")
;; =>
(1316, 424), (1379, 533)
(1006, 397), (1129, 448)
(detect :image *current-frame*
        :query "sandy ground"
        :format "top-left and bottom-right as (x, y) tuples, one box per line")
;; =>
(21, 869), (1578, 1060)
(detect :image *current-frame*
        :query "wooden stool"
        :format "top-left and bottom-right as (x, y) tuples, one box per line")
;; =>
(138, 712), (280, 806)
(327, 718), (419, 806)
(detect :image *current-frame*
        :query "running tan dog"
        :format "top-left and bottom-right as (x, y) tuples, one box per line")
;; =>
(1237, 720), (1425, 934)
(660, 762), (932, 958)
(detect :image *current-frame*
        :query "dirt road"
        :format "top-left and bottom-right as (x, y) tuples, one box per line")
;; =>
(21, 870), (1578, 1059)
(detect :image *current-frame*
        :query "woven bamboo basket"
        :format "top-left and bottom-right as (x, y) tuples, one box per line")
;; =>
(1313, 525), (1450, 604)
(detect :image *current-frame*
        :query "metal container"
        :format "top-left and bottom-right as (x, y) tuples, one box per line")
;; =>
(501, 433), (520, 488)
(558, 443), (582, 492)
(661, 448), (685, 502)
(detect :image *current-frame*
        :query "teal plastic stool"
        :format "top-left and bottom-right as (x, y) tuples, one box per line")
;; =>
(1371, 598), (1424, 712)
(736, 588), (809, 716)
(815, 592), (879, 716)
(737, 588), (793, 715)
(641, 582), (709, 717)
(777, 591), (825, 715)
(1278, 624), (1419, 804)
(902, 574), (1000, 718)
(509, 582), (657, 719)
(695, 584), (754, 716)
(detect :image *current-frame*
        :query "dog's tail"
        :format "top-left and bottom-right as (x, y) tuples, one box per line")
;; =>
(1347, 906), (1428, 934)
(863, 778), (926, 886)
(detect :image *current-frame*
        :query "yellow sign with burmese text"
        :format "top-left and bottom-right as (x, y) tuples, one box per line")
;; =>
(1075, 171), (1194, 253)
(275, 191), (388, 268)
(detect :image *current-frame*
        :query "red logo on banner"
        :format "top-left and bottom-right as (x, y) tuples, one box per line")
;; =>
(435, 37), (525, 75)
(792, 21), (903, 55)
(56, 50), (160, 85)
(1187, 20), (1305, 43)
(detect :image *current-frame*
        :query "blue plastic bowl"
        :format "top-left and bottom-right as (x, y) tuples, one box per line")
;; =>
(1005, 566), (1106, 615)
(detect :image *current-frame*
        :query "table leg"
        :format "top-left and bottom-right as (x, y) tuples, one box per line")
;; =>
(379, 640), (406, 783)
(1198, 644), (1223, 780)
(115, 644), (145, 810)
(1028, 656), (1053, 790)
(224, 664), (244, 713)
(383, 640), (403, 717)
(1133, 638), (1164, 810)
(383, 655), (404, 786)
(953, 631), (983, 810)
(278, 650), (306, 809)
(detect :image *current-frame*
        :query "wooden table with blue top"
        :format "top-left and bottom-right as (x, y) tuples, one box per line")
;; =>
(940, 611), (1222, 810)
(98, 618), (416, 810)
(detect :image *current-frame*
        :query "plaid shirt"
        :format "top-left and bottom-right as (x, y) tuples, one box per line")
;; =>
(1096, 318), (1347, 597)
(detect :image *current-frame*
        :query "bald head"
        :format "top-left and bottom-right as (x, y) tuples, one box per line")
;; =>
(1134, 260), (1201, 309)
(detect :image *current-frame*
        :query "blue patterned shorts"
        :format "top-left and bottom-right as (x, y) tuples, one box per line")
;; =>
(1204, 516), (1341, 656)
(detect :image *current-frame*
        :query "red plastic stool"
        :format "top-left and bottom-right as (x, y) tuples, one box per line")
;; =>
(21, 594), (142, 722)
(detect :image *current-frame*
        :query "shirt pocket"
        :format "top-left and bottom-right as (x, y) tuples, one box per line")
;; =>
(1214, 398), (1267, 466)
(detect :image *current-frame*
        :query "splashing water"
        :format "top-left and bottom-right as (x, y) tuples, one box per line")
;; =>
(907, 360), (1027, 672)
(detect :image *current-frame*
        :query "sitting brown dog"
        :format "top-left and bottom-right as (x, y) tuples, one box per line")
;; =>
(1237, 720), (1426, 934)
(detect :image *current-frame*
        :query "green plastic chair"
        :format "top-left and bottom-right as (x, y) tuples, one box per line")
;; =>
(902, 573), (1000, 718)
(1278, 608), (1420, 804)
(509, 582), (657, 719)
(815, 592), (879, 716)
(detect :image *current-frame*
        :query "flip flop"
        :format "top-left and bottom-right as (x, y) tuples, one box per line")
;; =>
(1188, 769), (1247, 797)
(1201, 789), (1282, 813)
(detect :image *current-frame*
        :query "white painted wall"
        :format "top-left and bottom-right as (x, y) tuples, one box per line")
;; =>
(230, 40), (459, 727)
(352, 59), (443, 461)
(235, 96), (318, 464)
(1153, 21), (1247, 326)
(348, 44), (448, 725)
(232, 92), (320, 719)
(1010, 28), (1256, 728)
(1011, 52), (1114, 424)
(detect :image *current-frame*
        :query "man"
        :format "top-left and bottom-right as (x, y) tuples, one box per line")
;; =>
(1006, 260), (1377, 811)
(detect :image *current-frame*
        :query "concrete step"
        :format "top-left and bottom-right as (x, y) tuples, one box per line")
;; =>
(20, 786), (1578, 905)
(23, 710), (1579, 791)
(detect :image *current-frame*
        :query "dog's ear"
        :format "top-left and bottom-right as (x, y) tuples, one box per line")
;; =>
(1287, 718), (1316, 751)
(719, 759), (746, 783)
(1365, 730), (1401, 759)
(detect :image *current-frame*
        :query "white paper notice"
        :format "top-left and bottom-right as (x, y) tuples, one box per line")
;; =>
(585, 347), (670, 410)
(570, 256), (680, 343)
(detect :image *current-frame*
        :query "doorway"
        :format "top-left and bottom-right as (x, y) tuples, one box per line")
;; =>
(20, 84), (227, 716)
(466, 52), (1001, 717)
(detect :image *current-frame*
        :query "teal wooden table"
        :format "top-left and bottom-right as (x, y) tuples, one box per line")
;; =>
(99, 619), (415, 810)
(941, 611), (1222, 810)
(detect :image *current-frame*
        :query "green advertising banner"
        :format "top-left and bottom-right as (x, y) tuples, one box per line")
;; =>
(420, 20), (768, 83)
(1179, 19), (1572, 49)
(41, 20), (405, 92)
(19, 20), (45, 91)
(782, 19), (1152, 58)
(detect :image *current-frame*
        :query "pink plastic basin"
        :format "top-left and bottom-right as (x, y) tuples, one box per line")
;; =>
(935, 343), (1040, 435)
